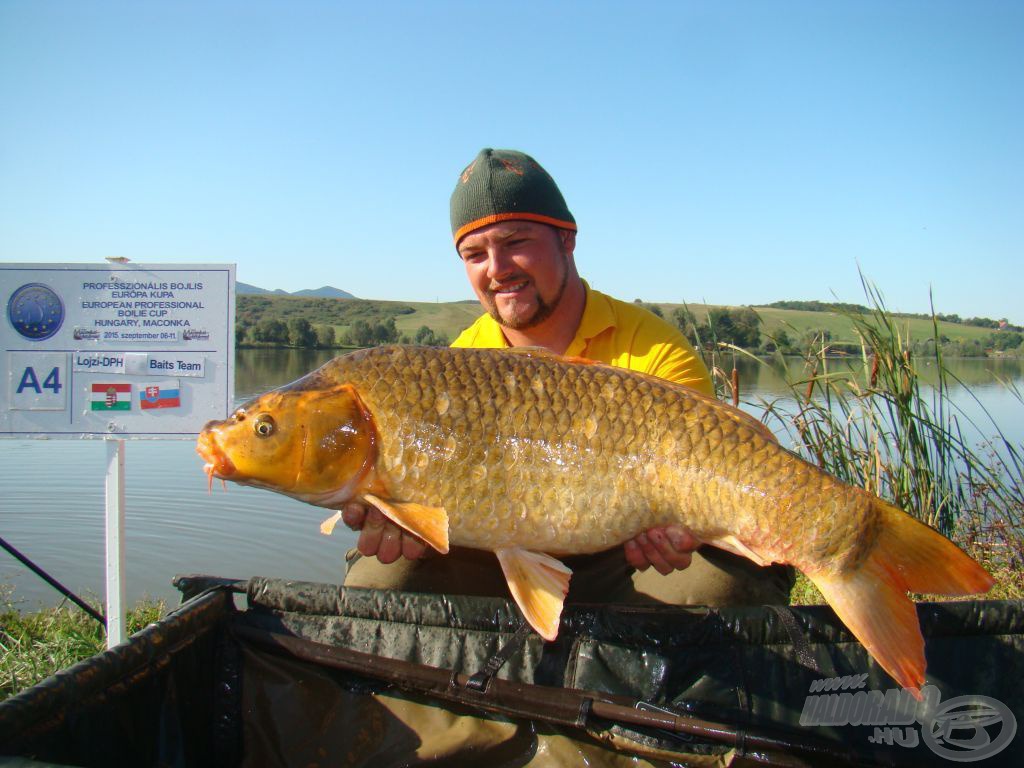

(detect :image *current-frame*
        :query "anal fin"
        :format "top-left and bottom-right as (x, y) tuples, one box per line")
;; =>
(704, 534), (772, 566)
(495, 548), (572, 641)
(363, 493), (450, 554)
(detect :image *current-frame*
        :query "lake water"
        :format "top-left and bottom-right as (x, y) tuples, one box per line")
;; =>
(2, 350), (1021, 611)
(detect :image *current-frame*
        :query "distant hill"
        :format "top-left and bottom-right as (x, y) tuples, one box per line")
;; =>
(237, 281), (357, 299)
(292, 286), (358, 299)
(236, 282), (286, 296)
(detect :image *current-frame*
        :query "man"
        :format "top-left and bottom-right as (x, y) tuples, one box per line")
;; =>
(342, 148), (791, 606)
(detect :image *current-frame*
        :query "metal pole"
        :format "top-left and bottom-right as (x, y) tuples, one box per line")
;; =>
(104, 438), (126, 648)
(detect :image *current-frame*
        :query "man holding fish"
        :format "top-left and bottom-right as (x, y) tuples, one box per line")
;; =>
(341, 148), (794, 606)
(198, 149), (992, 691)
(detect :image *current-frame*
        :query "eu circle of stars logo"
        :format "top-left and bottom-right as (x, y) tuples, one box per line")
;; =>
(7, 283), (65, 341)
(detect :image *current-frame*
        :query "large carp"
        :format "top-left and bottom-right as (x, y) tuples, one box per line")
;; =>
(197, 345), (992, 693)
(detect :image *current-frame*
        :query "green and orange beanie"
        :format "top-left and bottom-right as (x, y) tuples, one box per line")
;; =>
(450, 148), (576, 245)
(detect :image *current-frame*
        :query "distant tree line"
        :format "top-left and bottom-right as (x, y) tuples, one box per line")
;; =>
(762, 300), (871, 315)
(915, 331), (1024, 358)
(763, 301), (1021, 333)
(672, 306), (764, 350)
(235, 316), (446, 349)
(335, 319), (447, 347)
(237, 295), (416, 326)
(235, 295), (449, 349)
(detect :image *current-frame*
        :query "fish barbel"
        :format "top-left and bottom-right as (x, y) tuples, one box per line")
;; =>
(196, 345), (992, 693)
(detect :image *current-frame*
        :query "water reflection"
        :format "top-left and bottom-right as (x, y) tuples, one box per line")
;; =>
(724, 355), (1024, 398)
(234, 348), (342, 401)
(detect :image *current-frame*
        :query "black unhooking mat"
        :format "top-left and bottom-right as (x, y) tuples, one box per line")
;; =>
(1, 575), (1021, 767)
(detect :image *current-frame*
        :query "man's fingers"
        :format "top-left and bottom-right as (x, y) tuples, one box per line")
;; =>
(356, 508), (386, 556)
(402, 533), (429, 560)
(625, 527), (697, 575)
(342, 502), (368, 530)
(637, 532), (674, 575)
(664, 525), (700, 554)
(649, 527), (695, 571)
(623, 539), (649, 571)
(376, 523), (403, 564)
(351, 506), (427, 563)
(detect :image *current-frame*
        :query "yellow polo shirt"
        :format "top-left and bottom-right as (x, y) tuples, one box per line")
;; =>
(451, 283), (714, 397)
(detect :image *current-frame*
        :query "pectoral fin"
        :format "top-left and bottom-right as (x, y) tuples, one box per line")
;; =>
(495, 548), (572, 641)
(363, 493), (450, 554)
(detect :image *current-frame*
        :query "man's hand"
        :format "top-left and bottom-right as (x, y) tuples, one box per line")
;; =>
(344, 501), (697, 574)
(342, 502), (429, 564)
(623, 525), (700, 575)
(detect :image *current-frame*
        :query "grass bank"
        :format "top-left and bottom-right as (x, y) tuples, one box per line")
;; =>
(0, 591), (165, 701)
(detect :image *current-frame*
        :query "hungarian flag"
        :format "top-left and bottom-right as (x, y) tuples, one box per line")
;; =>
(91, 383), (132, 411)
(138, 380), (181, 410)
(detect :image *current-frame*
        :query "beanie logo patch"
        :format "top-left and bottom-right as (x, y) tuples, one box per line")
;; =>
(499, 158), (524, 176)
(460, 160), (477, 184)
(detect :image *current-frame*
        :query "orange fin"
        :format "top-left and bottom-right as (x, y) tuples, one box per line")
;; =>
(808, 498), (993, 697)
(705, 534), (772, 566)
(495, 548), (572, 641)
(363, 493), (450, 554)
(319, 510), (343, 536)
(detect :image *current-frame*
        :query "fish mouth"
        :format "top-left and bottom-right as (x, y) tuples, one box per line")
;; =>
(196, 429), (237, 488)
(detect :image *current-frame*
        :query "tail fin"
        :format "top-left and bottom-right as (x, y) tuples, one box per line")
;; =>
(809, 499), (993, 696)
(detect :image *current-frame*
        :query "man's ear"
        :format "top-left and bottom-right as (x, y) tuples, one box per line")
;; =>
(558, 228), (576, 256)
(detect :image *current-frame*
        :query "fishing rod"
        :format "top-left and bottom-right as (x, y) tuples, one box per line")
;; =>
(0, 536), (106, 628)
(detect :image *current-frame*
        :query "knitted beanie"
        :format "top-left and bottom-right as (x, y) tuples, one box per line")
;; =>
(450, 149), (576, 244)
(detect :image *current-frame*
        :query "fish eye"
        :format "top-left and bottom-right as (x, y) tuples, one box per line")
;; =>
(253, 415), (275, 437)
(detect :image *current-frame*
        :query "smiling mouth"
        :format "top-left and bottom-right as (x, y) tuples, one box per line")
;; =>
(490, 280), (530, 295)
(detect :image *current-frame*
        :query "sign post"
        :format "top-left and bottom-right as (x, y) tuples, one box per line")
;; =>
(105, 438), (126, 646)
(2, 263), (235, 648)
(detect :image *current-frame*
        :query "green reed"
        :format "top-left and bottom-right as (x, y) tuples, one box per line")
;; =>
(748, 280), (1022, 586)
(684, 281), (1023, 590)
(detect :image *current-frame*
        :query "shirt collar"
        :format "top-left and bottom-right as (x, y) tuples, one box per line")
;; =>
(565, 281), (616, 357)
(474, 312), (511, 348)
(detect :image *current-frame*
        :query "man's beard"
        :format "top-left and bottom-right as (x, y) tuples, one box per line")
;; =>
(485, 256), (569, 331)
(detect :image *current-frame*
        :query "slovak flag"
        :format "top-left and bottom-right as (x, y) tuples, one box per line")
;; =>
(138, 379), (181, 410)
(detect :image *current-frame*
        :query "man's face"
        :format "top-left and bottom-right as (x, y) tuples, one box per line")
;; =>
(457, 221), (574, 331)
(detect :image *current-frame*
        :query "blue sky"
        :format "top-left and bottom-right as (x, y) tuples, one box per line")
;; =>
(1, 1), (1021, 322)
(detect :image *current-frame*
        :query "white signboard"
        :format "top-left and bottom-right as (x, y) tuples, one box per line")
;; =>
(1, 263), (235, 439)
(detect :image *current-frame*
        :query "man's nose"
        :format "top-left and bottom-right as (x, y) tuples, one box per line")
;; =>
(485, 248), (514, 280)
